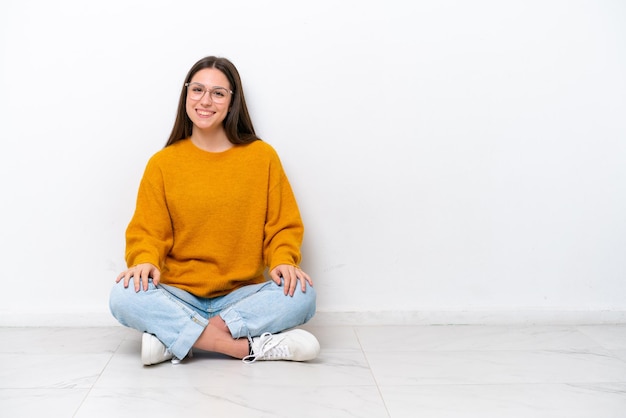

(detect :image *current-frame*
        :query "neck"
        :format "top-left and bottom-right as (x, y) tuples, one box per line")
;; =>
(190, 127), (233, 152)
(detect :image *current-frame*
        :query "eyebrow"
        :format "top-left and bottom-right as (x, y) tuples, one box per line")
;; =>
(189, 82), (229, 90)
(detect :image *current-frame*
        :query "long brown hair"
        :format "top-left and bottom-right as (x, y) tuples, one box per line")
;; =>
(165, 56), (259, 147)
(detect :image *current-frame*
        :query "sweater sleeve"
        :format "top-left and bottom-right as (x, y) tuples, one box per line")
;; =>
(125, 157), (174, 270)
(263, 156), (304, 271)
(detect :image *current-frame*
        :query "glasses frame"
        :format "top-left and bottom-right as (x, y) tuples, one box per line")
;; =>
(184, 82), (234, 102)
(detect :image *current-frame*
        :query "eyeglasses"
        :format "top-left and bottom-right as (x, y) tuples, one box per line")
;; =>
(185, 82), (233, 103)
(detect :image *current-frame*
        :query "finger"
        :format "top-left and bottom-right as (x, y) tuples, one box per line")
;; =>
(281, 275), (289, 295)
(298, 271), (310, 292)
(287, 269), (298, 297)
(302, 270), (313, 287)
(133, 272), (141, 292)
(269, 268), (282, 286)
(282, 269), (294, 296)
(152, 269), (161, 286)
(141, 268), (151, 291)
(123, 271), (133, 289)
(129, 267), (142, 292)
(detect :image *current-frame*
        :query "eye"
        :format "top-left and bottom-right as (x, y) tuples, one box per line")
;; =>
(191, 86), (204, 93)
(213, 89), (227, 98)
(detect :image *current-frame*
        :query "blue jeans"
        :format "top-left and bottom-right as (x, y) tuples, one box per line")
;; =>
(109, 279), (316, 359)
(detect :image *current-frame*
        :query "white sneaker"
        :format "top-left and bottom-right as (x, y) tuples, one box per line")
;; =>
(243, 329), (320, 363)
(141, 333), (173, 365)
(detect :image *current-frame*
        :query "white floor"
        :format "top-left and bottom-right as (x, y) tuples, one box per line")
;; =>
(1, 324), (626, 417)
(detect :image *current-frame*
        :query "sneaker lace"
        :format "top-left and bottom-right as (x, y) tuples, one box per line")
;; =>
(243, 332), (290, 364)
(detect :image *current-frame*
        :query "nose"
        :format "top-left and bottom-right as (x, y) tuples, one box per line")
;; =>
(200, 91), (213, 104)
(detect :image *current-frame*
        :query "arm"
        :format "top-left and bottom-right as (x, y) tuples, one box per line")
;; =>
(117, 157), (173, 291)
(263, 159), (312, 296)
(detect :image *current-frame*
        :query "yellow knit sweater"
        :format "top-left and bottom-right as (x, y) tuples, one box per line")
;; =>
(125, 139), (304, 298)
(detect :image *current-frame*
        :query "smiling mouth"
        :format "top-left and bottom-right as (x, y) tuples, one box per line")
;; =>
(197, 109), (213, 117)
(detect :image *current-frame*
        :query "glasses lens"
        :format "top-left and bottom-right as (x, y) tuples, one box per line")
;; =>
(187, 83), (205, 100)
(210, 88), (229, 103)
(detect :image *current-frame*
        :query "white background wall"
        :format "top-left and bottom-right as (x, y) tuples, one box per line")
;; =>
(1, 0), (625, 325)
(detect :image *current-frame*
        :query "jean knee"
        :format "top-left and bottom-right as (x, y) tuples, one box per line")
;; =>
(297, 283), (317, 321)
(109, 281), (134, 324)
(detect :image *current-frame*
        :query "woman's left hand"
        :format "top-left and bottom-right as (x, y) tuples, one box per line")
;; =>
(270, 264), (313, 297)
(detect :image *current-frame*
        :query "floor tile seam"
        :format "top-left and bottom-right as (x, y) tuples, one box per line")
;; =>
(353, 328), (392, 418)
(88, 379), (626, 389)
(72, 354), (123, 417)
(352, 325), (585, 328)
(0, 384), (96, 390)
(72, 338), (136, 417)
(374, 380), (626, 388)
(319, 348), (369, 353)
(359, 348), (624, 354)
(88, 383), (384, 390)
(375, 381), (626, 388)
(575, 326), (626, 351)
(74, 343), (120, 413)
(0, 350), (116, 358)
(0, 387), (92, 391)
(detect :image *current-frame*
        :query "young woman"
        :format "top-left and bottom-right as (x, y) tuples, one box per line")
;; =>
(109, 56), (319, 365)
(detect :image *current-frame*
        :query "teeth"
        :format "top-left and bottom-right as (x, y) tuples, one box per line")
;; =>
(198, 110), (211, 116)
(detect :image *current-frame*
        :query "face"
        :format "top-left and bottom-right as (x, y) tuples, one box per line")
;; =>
(186, 68), (232, 133)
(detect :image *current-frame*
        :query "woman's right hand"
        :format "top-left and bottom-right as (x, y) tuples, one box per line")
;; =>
(115, 263), (160, 292)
